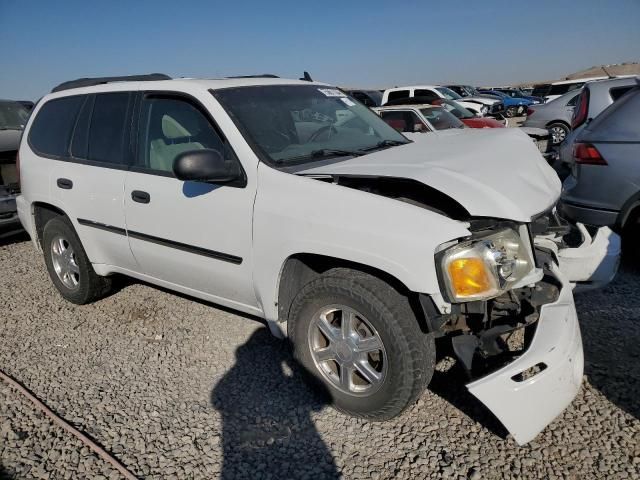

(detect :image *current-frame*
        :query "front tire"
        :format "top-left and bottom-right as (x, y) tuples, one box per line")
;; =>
(505, 106), (518, 118)
(288, 268), (435, 420)
(43, 217), (112, 304)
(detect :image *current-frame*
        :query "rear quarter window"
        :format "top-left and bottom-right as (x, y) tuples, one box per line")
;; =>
(610, 86), (633, 101)
(28, 96), (84, 158)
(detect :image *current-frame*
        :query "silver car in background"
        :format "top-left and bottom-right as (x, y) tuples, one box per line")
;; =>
(523, 89), (581, 145)
(559, 77), (639, 164)
(560, 86), (640, 234)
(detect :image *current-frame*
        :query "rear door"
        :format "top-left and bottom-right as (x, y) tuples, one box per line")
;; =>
(39, 93), (136, 270)
(123, 91), (257, 310)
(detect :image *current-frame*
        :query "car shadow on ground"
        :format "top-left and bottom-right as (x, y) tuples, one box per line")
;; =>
(575, 256), (640, 420)
(427, 342), (510, 441)
(0, 230), (29, 247)
(210, 328), (340, 480)
(0, 465), (14, 480)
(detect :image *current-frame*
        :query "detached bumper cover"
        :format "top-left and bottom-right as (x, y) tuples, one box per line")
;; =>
(466, 266), (583, 445)
(536, 224), (621, 290)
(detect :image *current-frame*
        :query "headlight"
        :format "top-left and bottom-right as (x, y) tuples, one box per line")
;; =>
(439, 228), (536, 302)
(481, 105), (489, 115)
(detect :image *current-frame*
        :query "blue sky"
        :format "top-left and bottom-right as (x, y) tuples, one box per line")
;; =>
(1, 0), (638, 100)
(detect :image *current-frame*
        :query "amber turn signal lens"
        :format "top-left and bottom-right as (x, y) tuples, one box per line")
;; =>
(447, 257), (491, 298)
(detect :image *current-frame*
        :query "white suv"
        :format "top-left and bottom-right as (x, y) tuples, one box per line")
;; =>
(17, 75), (620, 444)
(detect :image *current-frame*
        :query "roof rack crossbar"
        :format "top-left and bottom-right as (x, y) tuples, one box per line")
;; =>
(51, 73), (171, 93)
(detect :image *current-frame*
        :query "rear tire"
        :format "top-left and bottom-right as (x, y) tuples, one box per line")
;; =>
(288, 268), (435, 420)
(43, 217), (112, 304)
(547, 122), (569, 145)
(505, 106), (518, 118)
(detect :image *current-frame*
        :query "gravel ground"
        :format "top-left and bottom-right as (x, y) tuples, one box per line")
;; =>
(1, 234), (639, 479)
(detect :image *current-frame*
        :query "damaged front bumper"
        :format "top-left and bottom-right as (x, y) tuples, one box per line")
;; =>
(466, 264), (583, 445)
(536, 223), (621, 291)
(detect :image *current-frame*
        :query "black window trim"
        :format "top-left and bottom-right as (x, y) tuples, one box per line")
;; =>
(131, 90), (247, 188)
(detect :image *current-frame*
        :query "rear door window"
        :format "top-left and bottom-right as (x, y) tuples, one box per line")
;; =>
(87, 93), (132, 165)
(28, 96), (84, 158)
(386, 90), (410, 103)
(413, 90), (440, 102)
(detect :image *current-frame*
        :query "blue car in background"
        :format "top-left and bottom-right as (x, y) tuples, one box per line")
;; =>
(493, 88), (544, 105)
(477, 89), (534, 117)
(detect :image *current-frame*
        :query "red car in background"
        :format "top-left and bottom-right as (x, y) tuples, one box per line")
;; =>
(430, 99), (505, 128)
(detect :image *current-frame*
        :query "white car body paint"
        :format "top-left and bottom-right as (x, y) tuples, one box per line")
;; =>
(16, 77), (620, 445)
(467, 263), (583, 445)
(299, 129), (561, 222)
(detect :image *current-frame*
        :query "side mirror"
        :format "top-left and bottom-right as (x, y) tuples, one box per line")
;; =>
(173, 149), (242, 184)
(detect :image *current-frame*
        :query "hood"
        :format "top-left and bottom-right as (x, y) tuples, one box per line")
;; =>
(461, 117), (505, 129)
(0, 129), (22, 153)
(298, 129), (561, 222)
(464, 96), (499, 106)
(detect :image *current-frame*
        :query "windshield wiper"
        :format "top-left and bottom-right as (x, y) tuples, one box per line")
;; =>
(274, 148), (363, 165)
(310, 148), (364, 158)
(359, 139), (407, 152)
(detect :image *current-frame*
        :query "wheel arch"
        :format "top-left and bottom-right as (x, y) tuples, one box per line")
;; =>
(32, 201), (69, 250)
(275, 253), (432, 336)
(545, 119), (570, 129)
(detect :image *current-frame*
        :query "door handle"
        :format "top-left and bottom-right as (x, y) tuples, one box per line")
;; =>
(131, 190), (150, 204)
(56, 178), (73, 189)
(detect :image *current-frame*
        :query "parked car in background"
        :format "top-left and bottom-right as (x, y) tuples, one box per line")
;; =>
(384, 96), (505, 128)
(17, 100), (35, 111)
(492, 87), (543, 104)
(17, 74), (620, 444)
(376, 101), (551, 159)
(382, 85), (504, 118)
(374, 104), (466, 134)
(477, 89), (533, 117)
(560, 86), (640, 242)
(560, 77), (639, 164)
(0, 100), (30, 235)
(523, 89), (581, 145)
(531, 77), (608, 103)
(344, 89), (383, 108)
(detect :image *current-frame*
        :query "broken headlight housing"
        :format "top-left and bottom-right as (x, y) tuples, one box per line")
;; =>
(439, 228), (536, 302)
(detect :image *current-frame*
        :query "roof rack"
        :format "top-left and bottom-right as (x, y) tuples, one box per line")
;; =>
(51, 73), (171, 93)
(226, 74), (280, 79)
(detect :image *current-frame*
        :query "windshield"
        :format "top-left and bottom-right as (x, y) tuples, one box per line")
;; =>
(430, 99), (475, 119)
(213, 85), (408, 166)
(419, 107), (465, 130)
(435, 87), (463, 100)
(0, 102), (29, 130)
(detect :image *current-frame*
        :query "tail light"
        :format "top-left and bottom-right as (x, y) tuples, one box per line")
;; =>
(526, 108), (535, 116)
(573, 142), (607, 165)
(572, 88), (590, 129)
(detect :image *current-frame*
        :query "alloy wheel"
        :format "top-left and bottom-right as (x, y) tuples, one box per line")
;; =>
(308, 304), (388, 396)
(51, 235), (80, 290)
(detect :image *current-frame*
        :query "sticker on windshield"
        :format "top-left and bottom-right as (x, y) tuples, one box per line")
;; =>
(340, 97), (356, 107)
(318, 88), (346, 97)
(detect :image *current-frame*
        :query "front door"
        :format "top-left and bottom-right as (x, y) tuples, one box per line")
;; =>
(123, 92), (258, 311)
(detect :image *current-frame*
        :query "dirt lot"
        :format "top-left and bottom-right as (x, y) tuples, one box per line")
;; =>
(0, 234), (639, 480)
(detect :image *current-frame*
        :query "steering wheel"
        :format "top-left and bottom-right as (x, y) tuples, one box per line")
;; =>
(309, 124), (338, 143)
